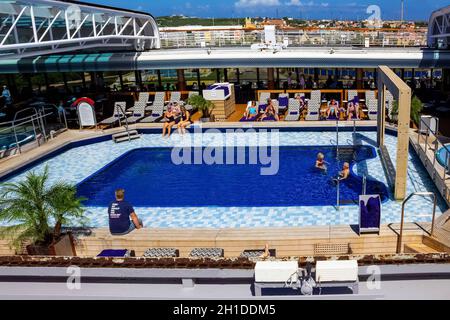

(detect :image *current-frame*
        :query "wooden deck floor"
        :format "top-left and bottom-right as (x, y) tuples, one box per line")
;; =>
(70, 223), (430, 258)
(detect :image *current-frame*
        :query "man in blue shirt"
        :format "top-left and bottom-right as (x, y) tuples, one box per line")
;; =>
(108, 189), (143, 235)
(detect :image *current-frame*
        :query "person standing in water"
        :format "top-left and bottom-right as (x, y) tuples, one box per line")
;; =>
(315, 153), (327, 171)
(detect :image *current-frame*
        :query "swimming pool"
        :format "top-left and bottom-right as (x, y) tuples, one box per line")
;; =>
(436, 144), (450, 169)
(1, 130), (447, 228)
(77, 145), (389, 207)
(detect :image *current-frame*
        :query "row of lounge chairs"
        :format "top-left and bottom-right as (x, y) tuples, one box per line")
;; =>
(101, 91), (199, 127)
(97, 247), (276, 259)
(242, 90), (382, 122)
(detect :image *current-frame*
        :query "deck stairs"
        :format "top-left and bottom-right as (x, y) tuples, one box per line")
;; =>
(112, 130), (141, 143)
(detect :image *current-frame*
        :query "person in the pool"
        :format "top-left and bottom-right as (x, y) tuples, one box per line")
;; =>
(108, 189), (143, 236)
(339, 162), (351, 180)
(315, 153), (327, 171)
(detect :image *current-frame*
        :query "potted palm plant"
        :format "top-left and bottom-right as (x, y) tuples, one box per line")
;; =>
(186, 94), (215, 122)
(0, 166), (86, 256)
(391, 95), (424, 128)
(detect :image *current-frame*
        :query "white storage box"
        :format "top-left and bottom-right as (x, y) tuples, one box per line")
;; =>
(203, 83), (233, 101)
(255, 261), (298, 283)
(315, 260), (358, 283)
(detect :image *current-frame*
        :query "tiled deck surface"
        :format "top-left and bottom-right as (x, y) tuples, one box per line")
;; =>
(0, 123), (447, 229)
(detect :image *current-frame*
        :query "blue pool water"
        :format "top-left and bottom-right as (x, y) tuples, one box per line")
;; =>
(436, 144), (450, 169)
(77, 145), (389, 207)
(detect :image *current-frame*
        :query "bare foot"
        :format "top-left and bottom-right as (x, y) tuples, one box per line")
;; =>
(259, 243), (270, 259)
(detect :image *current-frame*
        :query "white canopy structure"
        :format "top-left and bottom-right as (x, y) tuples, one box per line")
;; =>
(428, 5), (450, 49)
(0, 0), (160, 58)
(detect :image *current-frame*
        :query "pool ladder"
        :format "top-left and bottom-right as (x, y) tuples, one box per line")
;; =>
(112, 104), (141, 143)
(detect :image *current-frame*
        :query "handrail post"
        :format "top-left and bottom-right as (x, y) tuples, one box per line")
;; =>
(397, 192), (437, 253)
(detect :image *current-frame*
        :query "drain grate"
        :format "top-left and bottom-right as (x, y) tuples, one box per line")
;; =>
(314, 243), (350, 255)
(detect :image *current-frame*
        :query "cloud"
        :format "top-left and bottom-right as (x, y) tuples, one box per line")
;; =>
(235, 0), (281, 8)
(286, 0), (315, 6)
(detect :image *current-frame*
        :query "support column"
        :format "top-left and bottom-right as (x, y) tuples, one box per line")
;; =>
(81, 72), (86, 91)
(256, 68), (260, 87)
(61, 73), (68, 93)
(267, 68), (275, 90)
(157, 70), (162, 90)
(276, 68), (280, 89)
(135, 70), (142, 89)
(216, 69), (221, 83)
(44, 73), (50, 93)
(314, 68), (319, 86)
(119, 72), (124, 90)
(176, 69), (186, 91)
(223, 68), (228, 83)
(442, 69), (450, 92)
(196, 69), (201, 93)
(296, 68), (300, 84)
(236, 68), (240, 84)
(376, 82), (386, 147)
(356, 68), (364, 89)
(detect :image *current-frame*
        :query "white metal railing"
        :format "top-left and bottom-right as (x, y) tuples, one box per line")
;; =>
(0, 0), (160, 58)
(0, 104), (67, 156)
(396, 192), (437, 253)
(159, 28), (428, 49)
(416, 118), (450, 205)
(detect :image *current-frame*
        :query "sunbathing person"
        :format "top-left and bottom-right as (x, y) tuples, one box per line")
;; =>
(327, 99), (339, 119)
(259, 100), (279, 121)
(339, 162), (351, 180)
(177, 106), (191, 135)
(315, 153), (327, 171)
(244, 101), (259, 120)
(162, 106), (177, 137)
(108, 189), (143, 236)
(347, 98), (359, 120)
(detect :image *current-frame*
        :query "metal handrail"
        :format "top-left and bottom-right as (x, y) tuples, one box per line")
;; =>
(115, 103), (132, 142)
(362, 175), (367, 195)
(396, 192), (437, 253)
(417, 117), (449, 204)
(0, 108), (64, 155)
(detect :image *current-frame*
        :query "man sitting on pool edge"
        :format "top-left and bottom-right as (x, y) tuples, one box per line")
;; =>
(108, 189), (143, 236)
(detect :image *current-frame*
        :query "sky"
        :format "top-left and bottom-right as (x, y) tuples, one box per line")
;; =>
(86, 0), (448, 21)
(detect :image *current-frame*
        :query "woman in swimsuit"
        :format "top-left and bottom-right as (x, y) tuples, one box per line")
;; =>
(162, 106), (176, 137)
(244, 101), (258, 120)
(259, 100), (279, 121)
(327, 99), (338, 119)
(177, 106), (192, 135)
(347, 98), (359, 120)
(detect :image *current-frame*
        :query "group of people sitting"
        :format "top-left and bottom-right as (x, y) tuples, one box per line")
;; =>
(243, 98), (280, 122)
(243, 94), (361, 122)
(315, 152), (350, 180)
(320, 97), (360, 121)
(162, 102), (192, 137)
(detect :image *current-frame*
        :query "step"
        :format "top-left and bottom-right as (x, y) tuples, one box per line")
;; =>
(114, 134), (141, 144)
(404, 243), (440, 254)
(112, 130), (138, 140)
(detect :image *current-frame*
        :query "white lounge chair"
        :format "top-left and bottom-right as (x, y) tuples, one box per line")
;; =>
(366, 91), (378, 120)
(126, 102), (146, 124)
(285, 99), (300, 121)
(259, 92), (271, 105)
(129, 92), (150, 112)
(385, 90), (394, 118)
(146, 92), (165, 111)
(100, 102), (126, 126)
(169, 91), (181, 103)
(141, 105), (164, 123)
(305, 90), (321, 121)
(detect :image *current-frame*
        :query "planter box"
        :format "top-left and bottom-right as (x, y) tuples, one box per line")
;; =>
(26, 233), (77, 256)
